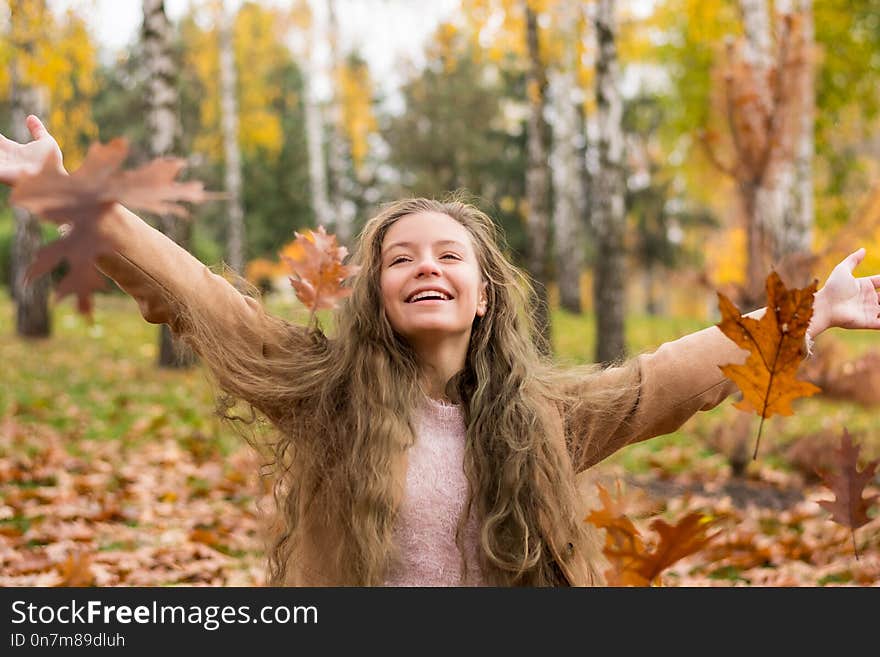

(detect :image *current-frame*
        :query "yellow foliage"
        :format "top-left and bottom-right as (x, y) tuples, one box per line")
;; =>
(245, 257), (284, 286)
(1, 2), (97, 168)
(336, 57), (377, 171)
(186, 1), (296, 162)
(705, 226), (746, 286)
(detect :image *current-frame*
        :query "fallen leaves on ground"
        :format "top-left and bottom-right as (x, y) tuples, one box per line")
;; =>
(0, 417), (269, 586)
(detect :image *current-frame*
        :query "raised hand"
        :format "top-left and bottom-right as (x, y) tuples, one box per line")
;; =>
(0, 115), (64, 186)
(811, 248), (880, 336)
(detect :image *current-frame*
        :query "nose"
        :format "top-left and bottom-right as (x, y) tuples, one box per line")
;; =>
(414, 255), (441, 278)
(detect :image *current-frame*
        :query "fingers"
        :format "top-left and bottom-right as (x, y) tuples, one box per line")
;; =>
(841, 247), (866, 273)
(26, 115), (48, 141)
(870, 274), (880, 289)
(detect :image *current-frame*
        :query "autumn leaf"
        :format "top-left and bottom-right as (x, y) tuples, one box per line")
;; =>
(55, 552), (95, 587)
(11, 137), (217, 220)
(585, 483), (648, 585)
(10, 137), (218, 315)
(604, 512), (723, 586)
(816, 429), (880, 559)
(280, 226), (361, 321)
(717, 271), (822, 458)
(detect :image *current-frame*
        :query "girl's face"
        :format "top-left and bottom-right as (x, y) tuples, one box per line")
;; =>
(380, 212), (487, 343)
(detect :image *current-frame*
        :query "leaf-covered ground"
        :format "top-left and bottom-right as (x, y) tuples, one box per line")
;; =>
(2, 293), (878, 586)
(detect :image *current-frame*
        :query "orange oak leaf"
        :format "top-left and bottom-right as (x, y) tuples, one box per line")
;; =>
(10, 138), (218, 315)
(585, 482), (647, 586)
(55, 552), (95, 587)
(716, 271), (821, 458)
(603, 512), (722, 586)
(816, 429), (880, 559)
(280, 226), (361, 319)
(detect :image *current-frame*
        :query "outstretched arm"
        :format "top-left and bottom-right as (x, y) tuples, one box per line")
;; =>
(569, 250), (880, 472)
(0, 117), (322, 420)
(0, 116), (278, 351)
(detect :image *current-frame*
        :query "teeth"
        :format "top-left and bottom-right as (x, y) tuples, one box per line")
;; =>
(409, 290), (451, 302)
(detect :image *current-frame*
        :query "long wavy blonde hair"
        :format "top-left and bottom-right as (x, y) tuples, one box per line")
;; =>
(174, 196), (640, 586)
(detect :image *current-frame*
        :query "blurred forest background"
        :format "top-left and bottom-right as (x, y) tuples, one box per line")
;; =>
(1, 0), (879, 586)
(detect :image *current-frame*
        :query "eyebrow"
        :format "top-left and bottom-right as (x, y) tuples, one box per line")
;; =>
(382, 239), (468, 255)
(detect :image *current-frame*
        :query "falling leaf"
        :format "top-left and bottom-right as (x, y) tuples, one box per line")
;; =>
(603, 512), (722, 586)
(816, 429), (880, 559)
(55, 552), (95, 587)
(9, 138), (219, 315)
(717, 271), (821, 458)
(585, 482), (648, 584)
(280, 226), (361, 319)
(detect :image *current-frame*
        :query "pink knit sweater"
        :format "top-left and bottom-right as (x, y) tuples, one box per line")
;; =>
(383, 397), (487, 586)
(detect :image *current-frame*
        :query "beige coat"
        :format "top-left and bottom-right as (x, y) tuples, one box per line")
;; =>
(95, 204), (752, 586)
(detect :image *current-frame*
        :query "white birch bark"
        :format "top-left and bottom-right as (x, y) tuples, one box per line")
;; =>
(143, 0), (194, 367)
(9, 59), (51, 337)
(779, 0), (814, 257)
(523, 1), (552, 353)
(218, 0), (245, 273)
(548, 13), (585, 314)
(325, 0), (354, 245)
(593, 0), (627, 363)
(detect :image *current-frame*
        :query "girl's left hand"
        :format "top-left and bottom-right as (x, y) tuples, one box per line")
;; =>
(811, 248), (880, 337)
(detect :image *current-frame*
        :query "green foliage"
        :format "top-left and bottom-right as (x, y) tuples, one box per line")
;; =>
(380, 44), (530, 259)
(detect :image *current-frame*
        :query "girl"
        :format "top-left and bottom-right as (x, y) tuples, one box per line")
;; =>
(3, 116), (880, 586)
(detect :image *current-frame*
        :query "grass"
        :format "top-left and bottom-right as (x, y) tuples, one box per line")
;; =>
(2, 288), (879, 473)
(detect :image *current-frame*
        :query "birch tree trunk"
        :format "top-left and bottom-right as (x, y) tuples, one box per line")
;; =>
(218, 0), (245, 274)
(143, 0), (195, 368)
(325, 0), (353, 246)
(523, 1), (552, 354)
(593, 0), (627, 364)
(301, 3), (332, 231)
(548, 3), (586, 314)
(778, 0), (814, 262)
(10, 62), (51, 338)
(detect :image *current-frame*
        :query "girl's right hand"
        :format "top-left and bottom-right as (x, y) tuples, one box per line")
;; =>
(0, 115), (65, 187)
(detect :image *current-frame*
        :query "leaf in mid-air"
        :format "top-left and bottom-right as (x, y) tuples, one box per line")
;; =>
(10, 138), (217, 315)
(716, 271), (821, 457)
(280, 226), (361, 316)
(603, 512), (722, 586)
(585, 483), (647, 586)
(816, 429), (880, 559)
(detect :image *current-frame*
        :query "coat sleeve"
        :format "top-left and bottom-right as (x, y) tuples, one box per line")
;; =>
(568, 325), (747, 473)
(92, 203), (288, 359)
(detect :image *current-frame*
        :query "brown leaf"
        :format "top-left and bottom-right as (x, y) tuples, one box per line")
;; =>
(816, 429), (879, 557)
(280, 226), (361, 315)
(717, 271), (821, 457)
(585, 482), (650, 585)
(10, 138), (218, 315)
(604, 512), (722, 586)
(55, 552), (95, 587)
(11, 138), (217, 220)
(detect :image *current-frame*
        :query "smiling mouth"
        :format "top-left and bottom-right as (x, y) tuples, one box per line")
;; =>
(406, 292), (454, 303)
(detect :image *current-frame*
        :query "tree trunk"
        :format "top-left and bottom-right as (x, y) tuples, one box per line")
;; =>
(9, 10), (50, 338)
(218, 0), (245, 275)
(143, 0), (195, 368)
(325, 0), (354, 246)
(302, 7), (332, 231)
(738, 0), (811, 299)
(778, 0), (814, 268)
(548, 3), (585, 314)
(593, 0), (627, 364)
(523, 2), (552, 354)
